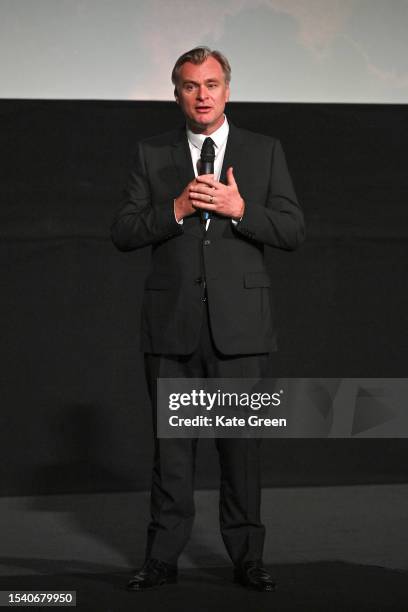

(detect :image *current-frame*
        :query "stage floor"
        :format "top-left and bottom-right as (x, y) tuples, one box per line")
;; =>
(0, 484), (407, 610)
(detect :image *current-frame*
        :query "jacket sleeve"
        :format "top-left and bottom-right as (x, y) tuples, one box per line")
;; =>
(235, 139), (305, 250)
(110, 142), (183, 251)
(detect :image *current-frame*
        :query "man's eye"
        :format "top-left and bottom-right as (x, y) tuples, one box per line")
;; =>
(208, 83), (217, 89)
(184, 84), (194, 91)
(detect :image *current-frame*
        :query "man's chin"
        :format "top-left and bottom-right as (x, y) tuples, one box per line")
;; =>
(189, 115), (219, 134)
(193, 116), (211, 127)
(188, 119), (211, 133)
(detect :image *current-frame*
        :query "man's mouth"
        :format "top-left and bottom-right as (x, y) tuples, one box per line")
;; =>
(196, 106), (212, 113)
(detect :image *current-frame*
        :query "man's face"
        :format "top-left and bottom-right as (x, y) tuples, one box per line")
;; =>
(175, 56), (230, 134)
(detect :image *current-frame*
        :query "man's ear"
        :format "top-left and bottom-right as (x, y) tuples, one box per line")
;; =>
(174, 87), (179, 104)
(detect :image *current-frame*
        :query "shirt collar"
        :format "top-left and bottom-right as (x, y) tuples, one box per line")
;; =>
(187, 115), (229, 152)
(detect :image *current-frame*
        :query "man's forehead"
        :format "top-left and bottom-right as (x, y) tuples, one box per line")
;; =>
(179, 57), (225, 81)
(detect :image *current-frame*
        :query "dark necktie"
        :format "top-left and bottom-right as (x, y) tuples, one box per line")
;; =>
(199, 137), (215, 222)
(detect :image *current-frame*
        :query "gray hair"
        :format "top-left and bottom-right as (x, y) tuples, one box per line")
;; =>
(171, 46), (231, 94)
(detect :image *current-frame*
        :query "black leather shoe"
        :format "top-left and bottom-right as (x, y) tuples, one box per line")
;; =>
(127, 558), (178, 591)
(234, 560), (276, 592)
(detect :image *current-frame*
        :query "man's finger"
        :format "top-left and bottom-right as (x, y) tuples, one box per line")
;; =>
(189, 191), (211, 200)
(189, 186), (215, 196)
(192, 201), (217, 210)
(189, 188), (217, 200)
(195, 174), (216, 188)
(226, 166), (236, 186)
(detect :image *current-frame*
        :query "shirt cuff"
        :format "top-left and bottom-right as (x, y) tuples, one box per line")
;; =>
(174, 199), (184, 224)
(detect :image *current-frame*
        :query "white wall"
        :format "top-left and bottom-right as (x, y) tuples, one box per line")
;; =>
(1, 0), (407, 102)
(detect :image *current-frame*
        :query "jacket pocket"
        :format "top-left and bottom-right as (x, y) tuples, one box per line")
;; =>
(243, 271), (271, 288)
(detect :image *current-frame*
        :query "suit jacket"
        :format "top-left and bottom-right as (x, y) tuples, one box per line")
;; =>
(111, 123), (305, 355)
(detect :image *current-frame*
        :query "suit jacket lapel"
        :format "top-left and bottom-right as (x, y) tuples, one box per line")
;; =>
(219, 122), (244, 185)
(207, 123), (245, 239)
(171, 128), (195, 188)
(171, 128), (202, 237)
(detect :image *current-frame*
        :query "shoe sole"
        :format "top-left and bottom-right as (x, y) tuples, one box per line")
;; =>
(233, 576), (276, 592)
(127, 576), (178, 591)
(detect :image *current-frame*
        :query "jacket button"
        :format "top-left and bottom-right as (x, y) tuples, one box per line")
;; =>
(203, 239), (211, 246)
(195, 277), (203, 284)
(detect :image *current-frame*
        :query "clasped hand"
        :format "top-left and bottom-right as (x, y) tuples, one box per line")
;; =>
(189, 167), (245, 220)
(174, 167), (245, 222)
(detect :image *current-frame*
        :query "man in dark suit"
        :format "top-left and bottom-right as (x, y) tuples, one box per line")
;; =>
(111, 46), (305, 592)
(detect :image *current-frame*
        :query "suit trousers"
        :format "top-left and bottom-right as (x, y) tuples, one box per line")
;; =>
(144, 300), (272, 567)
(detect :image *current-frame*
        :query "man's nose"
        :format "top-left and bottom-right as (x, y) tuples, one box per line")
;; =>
(196, 86), (209, 100)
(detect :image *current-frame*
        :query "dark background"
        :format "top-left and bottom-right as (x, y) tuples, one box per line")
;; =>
(1, 100), (407, 496)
